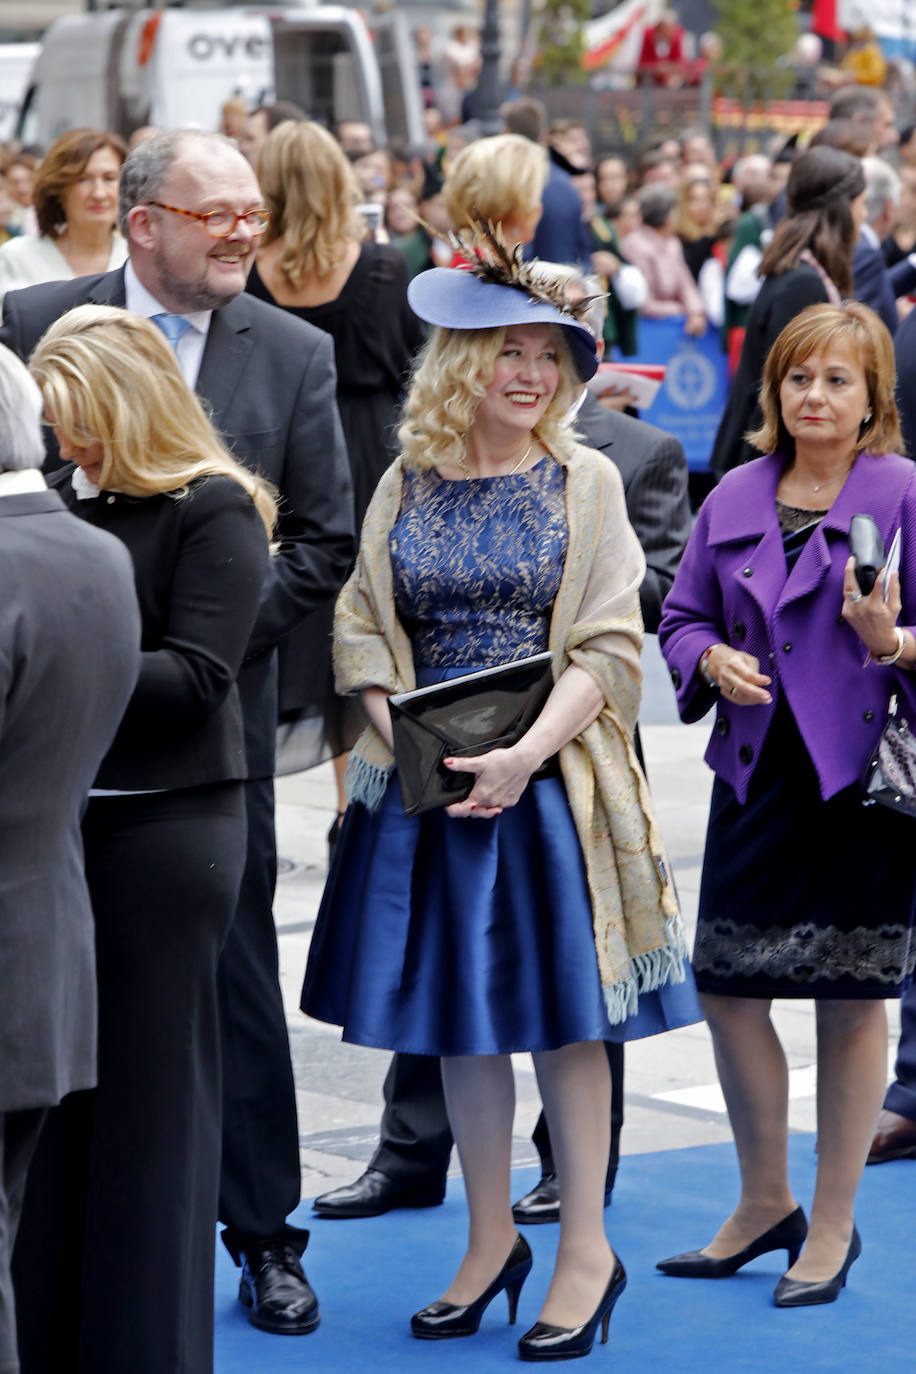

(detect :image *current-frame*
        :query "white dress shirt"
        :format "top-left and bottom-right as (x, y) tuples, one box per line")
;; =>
(124, 260), (212, 389)
(0, 467), (46, 496)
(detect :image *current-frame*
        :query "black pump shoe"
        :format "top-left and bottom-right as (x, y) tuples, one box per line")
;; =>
(410, 1234), (532, 1339)
(518, 1254), (626, 1363)
(656, 1206), (808, 1278)
(773, 1226), (861, 1308)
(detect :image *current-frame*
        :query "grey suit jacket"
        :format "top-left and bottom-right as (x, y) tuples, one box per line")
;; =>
(575, 392), (691, 632)
(0, 489), (140, 1112)
(0, 266), (355, 776)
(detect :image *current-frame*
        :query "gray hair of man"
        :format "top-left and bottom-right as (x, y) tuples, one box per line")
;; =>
(638, 182), (678, 229)
(533, 263), (607, 348)
(862, 155), (901, 224)
(731, 153), (771, 191)
(117, 128), (239, 235)
(0, 343), (47, 473)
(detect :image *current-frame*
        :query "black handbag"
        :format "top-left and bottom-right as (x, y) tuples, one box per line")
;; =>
(862, 698), (916, 818)
(388, 652), (555, 817)
(849, 513), (885, 596)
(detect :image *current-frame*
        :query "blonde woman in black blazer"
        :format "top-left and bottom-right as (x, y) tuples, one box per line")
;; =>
(13, 306), (275, 1374)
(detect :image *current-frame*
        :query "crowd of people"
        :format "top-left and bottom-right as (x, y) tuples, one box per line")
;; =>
(2, 44), (916, 1374)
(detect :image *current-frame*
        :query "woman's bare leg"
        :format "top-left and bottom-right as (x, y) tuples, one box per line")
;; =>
(531, 1040), (616, 1326)
(438, 1054), (518, 1303)
(698, 993), (797, 1256)
(784, 998), (886, 1281)
(331, 753), (348, 817)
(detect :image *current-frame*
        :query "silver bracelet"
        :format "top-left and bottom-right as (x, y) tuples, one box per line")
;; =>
(874, 627), (907, 667)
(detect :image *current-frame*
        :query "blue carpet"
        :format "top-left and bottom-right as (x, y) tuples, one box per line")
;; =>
(214, 1134), (916, 1373)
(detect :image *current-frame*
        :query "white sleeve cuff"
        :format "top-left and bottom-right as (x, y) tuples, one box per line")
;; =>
(613, 263), (648, 311)
(725, 245), (764, 305)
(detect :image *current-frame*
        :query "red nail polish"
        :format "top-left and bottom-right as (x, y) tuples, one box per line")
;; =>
(469, 803), (477, 810)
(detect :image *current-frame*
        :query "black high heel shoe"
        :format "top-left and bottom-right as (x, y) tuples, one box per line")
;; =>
(410, 1234), (532, 1340)
(773, 1225), (861, 1308)
(656, 1206), (807, 1278)
(517, 1254), (626, 1363)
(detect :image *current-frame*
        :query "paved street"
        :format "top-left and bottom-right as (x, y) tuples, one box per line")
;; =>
(274, 639), (901, 1198)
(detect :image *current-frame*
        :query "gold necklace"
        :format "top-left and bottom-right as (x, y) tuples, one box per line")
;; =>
(456, 442), (534, 480)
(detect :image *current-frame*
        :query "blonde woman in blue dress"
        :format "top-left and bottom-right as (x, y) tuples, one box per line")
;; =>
(302, 255), (700, 1361)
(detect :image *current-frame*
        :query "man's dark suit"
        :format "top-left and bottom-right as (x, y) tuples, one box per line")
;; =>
(852, 233), (916, 337)
(853, 236), (898, 336)
(895, 303), (916, 461)
(0, 269), (355, 1258)
(0, 488), (139, 1374)
(360, 398), (691, 1198)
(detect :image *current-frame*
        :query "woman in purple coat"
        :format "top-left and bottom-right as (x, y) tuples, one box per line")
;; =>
(659, 302), (916, 1307)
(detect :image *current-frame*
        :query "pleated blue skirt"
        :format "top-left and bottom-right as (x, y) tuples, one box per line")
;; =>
(301, 684), (700, 1056)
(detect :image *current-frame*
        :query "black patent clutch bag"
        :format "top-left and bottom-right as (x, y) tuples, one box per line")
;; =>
(388, 652), (555, 817)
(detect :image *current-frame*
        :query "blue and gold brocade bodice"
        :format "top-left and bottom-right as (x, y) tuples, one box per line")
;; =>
(390, 459), (569, 670)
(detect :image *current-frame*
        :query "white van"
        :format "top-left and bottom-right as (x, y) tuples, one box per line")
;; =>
(17, 6), (424, 150)
(0, 43), (39, 142)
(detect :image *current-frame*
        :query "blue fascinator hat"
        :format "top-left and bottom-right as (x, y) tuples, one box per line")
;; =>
(408, 263), (599, 383)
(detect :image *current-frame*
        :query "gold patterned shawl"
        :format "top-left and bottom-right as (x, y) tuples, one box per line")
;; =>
(333, 443), (686, 1024)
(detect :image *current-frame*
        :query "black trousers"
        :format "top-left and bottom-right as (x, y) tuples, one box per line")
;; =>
(0, 1110), (45, 1374)
(218, 775), (305, 1259)
(13, 784), (246, 1374)
(371, 1043), (624, 1192)
(885, 978), (916, 1122)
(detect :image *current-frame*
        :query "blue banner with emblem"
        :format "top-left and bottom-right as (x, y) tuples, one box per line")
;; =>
(630, 317), (729, 473)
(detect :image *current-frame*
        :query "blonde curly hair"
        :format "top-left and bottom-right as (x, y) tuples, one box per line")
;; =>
(397, 323), (581, 471)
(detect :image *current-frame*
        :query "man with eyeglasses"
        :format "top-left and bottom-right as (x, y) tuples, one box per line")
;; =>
(1, 129), (354, 1367)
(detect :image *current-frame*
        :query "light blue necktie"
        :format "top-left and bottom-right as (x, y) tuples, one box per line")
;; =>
(151, 312), (191, 350)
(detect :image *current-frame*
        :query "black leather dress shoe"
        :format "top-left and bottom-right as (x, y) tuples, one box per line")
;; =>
(512, 1172), (614, 1225)
(238, 1237), (320, 1335)
(312, 1167), (445, 1219)
(867, 1109), (916, 1164)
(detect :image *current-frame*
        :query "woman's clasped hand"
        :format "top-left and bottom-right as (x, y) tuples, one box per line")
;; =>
(442, 748), (528, 817)
(701, 647), (772, 705)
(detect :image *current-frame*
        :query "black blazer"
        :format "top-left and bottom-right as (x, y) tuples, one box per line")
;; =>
(852, 237), (898, 336)
(575, 392), (691, 633)
(710, 263), (828, 481)
(0, 489), (139, 1111)
(51, 473), (269, 792)
(0, 267), (355, 777)
(895, 305), (916, 461)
